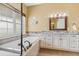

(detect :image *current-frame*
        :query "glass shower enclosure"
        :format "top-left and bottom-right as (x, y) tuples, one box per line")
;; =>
(0, 3), (24, 56)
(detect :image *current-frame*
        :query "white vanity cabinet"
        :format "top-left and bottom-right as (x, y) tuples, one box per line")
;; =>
(52, 33), (79, 52)
(40, 32), (79, 52)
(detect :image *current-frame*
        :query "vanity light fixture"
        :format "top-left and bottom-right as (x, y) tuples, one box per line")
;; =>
(50, 12), (67, 17)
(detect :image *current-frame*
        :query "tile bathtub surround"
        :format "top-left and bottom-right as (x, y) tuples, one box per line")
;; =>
(28, 31), (79, 37)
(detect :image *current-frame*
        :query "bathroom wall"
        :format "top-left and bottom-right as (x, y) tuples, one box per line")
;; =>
(27, 3), (79, 32)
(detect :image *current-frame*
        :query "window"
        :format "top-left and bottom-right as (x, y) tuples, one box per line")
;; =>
(0, 4), (26, 38)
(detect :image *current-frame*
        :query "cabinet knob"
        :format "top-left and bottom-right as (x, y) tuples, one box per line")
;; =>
(60, 38), (62, 40)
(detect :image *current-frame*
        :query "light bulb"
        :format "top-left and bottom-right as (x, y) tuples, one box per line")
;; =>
(54, 14), (57, 17)
(63, 13), (66, 16)
(50, 14), (53, 18)
(32, 17), (36, 20)
(59, 13), (62, 17)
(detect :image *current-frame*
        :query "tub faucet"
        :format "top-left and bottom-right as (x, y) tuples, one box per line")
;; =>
(18, 40), (32, 51)
(24, 40), (32, 49)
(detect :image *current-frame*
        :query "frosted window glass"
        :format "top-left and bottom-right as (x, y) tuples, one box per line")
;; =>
(7, 18), (13, 22)
(0, 21), (7, 34)
(16, 24), (21, 34)
(7, 23), (13, 33)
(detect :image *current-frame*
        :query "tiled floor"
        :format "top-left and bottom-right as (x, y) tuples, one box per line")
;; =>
(38, 48), (79, 56)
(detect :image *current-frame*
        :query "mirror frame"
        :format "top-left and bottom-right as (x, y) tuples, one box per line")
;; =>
(49, 16), (67, 30)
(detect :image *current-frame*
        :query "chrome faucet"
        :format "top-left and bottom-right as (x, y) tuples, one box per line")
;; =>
(18, 40), (32, 51)
(24, 40), (32, 49)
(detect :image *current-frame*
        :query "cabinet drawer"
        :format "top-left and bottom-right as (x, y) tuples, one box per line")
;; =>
(70, 45), (79, 51)
(70, 39), (78, 42)
(70, 42), (78, 46)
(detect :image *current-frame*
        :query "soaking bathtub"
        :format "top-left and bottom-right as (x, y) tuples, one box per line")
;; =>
(0, 36), (40, 56)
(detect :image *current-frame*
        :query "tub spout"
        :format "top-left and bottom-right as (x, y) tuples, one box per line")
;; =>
(24, 40), (32, 49)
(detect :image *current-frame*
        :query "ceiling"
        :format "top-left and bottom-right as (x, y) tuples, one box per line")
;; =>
(24, 3), (43, 6)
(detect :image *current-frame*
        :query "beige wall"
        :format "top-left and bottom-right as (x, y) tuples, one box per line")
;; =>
(27, 3), (79, 32)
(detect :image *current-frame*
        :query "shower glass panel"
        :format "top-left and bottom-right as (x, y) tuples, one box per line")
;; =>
(0, 3), (22, 56)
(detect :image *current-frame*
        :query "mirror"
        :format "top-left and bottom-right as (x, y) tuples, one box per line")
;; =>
(49, 16), (67, 30)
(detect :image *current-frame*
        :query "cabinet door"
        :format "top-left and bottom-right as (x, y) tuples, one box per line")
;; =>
(45, 33), (52, 49)
(61, 35), (70, 49)
(45, 37), (52, 49)
(69, 35), (79, 51)
(53, 35), (61, 49)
